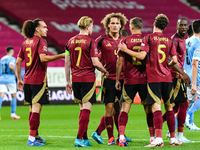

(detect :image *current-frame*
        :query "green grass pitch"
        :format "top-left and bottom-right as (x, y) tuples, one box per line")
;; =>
(0, 104), (200, 149)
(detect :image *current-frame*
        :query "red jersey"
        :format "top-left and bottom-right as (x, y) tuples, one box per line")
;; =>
(65, 34), (99, 82)
(96, 34), (125, 80)
(171, 33), (186, 79)
(140, 32), (177, 83)
(18, 36), (48, 84)
(119, 34), (146, 84)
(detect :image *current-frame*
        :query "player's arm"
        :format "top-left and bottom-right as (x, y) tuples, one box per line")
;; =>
(40, 53), (65, 63)
(65, 52), (72, 94)
(118, 43), (147, 60)
(115, 56), (123, 91)
(16, 57), (24, 91)
(9, 63), (16, 76)
(191, 59), (199, 95)
(169, 55), (191, 85)
(91, 57), (109, 78)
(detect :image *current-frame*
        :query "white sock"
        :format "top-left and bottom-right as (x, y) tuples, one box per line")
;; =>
(28, 135), (35, 142)
(170, 137), (175, 142)
(177, 132), (183, 138)
(120, 135), (125, 140)
(11, 113), (15, 116)
(156, 137), (163, 142)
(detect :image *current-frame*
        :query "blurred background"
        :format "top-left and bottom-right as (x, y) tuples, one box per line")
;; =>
(0, 0), (199, 105)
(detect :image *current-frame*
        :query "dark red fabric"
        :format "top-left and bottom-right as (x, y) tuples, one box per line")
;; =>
(153, 111), (163, 138)
(118, 111), (128, 136)
(96, 115), (106, 136)
(177, 101), (188, 132)
(105, 116), (114, 139)
(77, 109), (90, 139)
(147, 113), (155, 137)
(29, 112), (40, 137)
(166, 111), (175, 138)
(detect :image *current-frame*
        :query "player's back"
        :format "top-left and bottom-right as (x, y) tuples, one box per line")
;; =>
(66, 34), (97, 82)
(184, 36), (200, 82)
(19, 35), (47, 84)
(121, 34), (146, 84)
(142, 32), (176, 83)
(0, 55), (16, 84)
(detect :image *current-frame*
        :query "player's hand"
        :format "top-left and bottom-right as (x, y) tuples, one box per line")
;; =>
(182, 72), (191, 85)
(118, 43), (127, 52)
(115, 80), (121, 91)
(102, 71), (109, 79)
(17, 80), (24, 91)
(191, 84), (197, 95)
(66, 82), (72, 94)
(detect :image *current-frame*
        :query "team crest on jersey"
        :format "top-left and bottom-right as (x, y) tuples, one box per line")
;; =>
(43, 46), (47, 51)
(106, 43), (111, 47)
(95, 48), (98, 54)
(141, 43), (145, 46)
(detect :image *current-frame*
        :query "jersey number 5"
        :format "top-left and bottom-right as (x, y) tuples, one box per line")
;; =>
(158, 44), (166, 63)
(26, 47), (32, 66)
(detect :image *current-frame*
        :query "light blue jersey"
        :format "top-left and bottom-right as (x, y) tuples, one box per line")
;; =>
(183, 36), (200, 84)
(193, 45), (200, 85)
(0, 55), (16, 84)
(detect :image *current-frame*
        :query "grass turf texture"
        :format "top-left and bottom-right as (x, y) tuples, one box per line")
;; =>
(0, 104), (200, 150)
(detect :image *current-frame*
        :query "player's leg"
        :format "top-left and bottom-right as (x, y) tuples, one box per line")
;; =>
(0, 84), (7, 120)
(145, 83), (164, 147)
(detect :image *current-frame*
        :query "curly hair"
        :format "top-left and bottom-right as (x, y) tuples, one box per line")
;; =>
(101, 13), (128, 34)
(77, 16), (93, 30)
(155, 14), (169, 30)
(22, 18), (43, 38)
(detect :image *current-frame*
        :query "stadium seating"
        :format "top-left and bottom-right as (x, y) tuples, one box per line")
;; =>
(0, 22), (64, 67)
(0, 0), (199, 53)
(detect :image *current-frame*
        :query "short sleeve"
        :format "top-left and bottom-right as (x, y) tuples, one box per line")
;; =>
(193, 48), (200, 61)
(90, 39), (99, 57)
(18, 45), (24, 60)
(140, 35), (150, 53)
(38, 38), (48, 55)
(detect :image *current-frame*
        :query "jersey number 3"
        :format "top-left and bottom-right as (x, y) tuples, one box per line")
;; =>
(26, 47), (32, 66)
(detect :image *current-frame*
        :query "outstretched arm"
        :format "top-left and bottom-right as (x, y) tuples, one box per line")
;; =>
(118, 43), (147, 60)
(40, 53), (65, 63)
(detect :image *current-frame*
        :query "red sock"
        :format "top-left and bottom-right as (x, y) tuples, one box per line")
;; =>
(29, 112), (32, 125)
(118, 111), (128, 136)
(96, 115), (106, 135)
(29, 112), (40, 137)
(166, 111), (175, 138)
(80, 109), (88, 139)
(77, 109), (90, 139)
(114, 112), (119, 132)
(153, 111), (163, 138)
(147, 113), (155, 137)
(177, 101), (188, 132)
(105, 116), (114, 139)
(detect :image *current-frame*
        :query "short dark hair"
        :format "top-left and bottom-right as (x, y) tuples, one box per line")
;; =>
(130, 17), (143, 29)
(177, 18), (187, 25)
(6, 46), (14, 53)
(155, 14), (169, 30)
(192, 20), (200, 34)
(122, 29), (129, 37)
(22, 18), (43, 38)
(187, 24), (194, 37)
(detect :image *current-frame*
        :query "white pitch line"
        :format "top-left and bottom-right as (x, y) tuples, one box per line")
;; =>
(0, 134), (200, 143)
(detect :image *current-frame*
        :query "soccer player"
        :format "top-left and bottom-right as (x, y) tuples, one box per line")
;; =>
(65, 16), (109, 147)
(91, 13), (128, 145)
(184, 20), (200, 131)
(119, 14), (182, 147)
(16, 18), (65, 146)
(0, 46), (20, 120)
(163, 18), (193, 143)
(116, 17), (154, 146)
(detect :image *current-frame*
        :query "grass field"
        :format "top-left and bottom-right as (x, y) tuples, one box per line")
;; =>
(0, 103), (200, 150)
